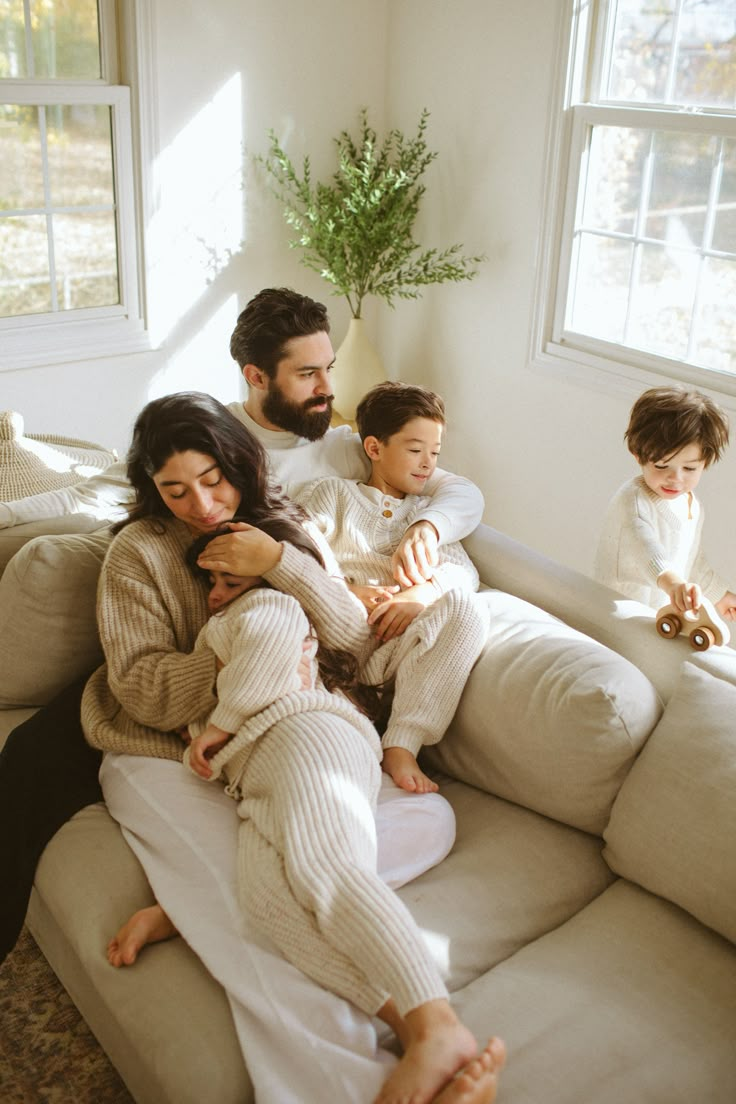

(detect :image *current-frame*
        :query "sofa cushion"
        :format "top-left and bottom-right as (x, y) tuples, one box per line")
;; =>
(603, 663), (736, 944)
(453, 880), (736, 1104)
(0, 514), (108, 576)
(424, 589), (662, 834)
(0, 529), (111, 708)
(398, 777), (614, 992)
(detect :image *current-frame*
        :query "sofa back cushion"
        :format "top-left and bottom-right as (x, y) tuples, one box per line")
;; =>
(603, 663), (736, 944)
(0, 515), (108, 577)
(0, 529), (111, 707)
(424, 589), (662, 835)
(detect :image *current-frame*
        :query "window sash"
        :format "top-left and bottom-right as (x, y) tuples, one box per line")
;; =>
(531, 1), (736, 399)
(0, 2), (148, 370)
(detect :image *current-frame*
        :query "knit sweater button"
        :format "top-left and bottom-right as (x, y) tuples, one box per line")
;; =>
(382, 508), (393, 518)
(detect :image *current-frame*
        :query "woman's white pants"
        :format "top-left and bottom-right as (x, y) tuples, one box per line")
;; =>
(100, 753), (455, 1104)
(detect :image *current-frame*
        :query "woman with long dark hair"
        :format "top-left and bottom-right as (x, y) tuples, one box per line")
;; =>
(83, 392), (503, 1104)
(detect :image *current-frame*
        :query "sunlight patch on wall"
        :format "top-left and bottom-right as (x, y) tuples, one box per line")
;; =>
(147, 74), (245, 347)
(147, 296), (242, 403)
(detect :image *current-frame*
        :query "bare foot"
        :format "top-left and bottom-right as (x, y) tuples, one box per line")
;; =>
(374, 999), (478, 1104)
(382, 747), (439, 794)
(434, 1038), (506, 1104)
(107, 904), (178, 967)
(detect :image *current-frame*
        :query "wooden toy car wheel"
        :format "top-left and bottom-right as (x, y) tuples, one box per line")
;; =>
(656, 613), (682, 639)
(690, 627), (715, 651)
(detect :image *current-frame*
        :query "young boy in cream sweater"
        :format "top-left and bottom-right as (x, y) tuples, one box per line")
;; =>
(292, 381), (484, 795)
(594, 386), (735, 620)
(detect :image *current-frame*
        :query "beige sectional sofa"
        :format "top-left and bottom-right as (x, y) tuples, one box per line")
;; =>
(1, 520), (735, 1104)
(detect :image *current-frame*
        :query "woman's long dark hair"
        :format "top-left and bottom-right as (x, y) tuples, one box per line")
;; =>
(188, 516), (383, 721)
(114, 391), (304, 533)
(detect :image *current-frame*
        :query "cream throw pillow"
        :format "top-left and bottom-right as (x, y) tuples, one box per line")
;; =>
(603, 663), (736, 944)
(0, 529), (111, 707)
(424, 589), (662, 834)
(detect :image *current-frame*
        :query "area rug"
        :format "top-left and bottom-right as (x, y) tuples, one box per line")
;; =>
(0, 926), (134, 1103)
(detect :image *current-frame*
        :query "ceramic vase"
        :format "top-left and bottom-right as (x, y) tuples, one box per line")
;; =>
(333, 317), (386, 423)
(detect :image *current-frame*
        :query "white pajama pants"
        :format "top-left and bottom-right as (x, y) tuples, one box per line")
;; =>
(237, 711), (448, 1017)
(100, 752), (456, 1104)
(361, 589), (488, 756)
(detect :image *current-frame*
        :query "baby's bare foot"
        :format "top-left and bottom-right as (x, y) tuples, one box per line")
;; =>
(107, 904), (177, 967)
(374, 1002), (478, 1104)
(434, 1038), (506, 1104)
(383, 747), (439, 794)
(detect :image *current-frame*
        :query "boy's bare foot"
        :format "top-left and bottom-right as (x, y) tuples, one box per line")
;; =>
(434, 1038), (506, 1103)
(373, 999), (479, 1104)
(107, 904), (178, 967)
(382, 747), (439, 794)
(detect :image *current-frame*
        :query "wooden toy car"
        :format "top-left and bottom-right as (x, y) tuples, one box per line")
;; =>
(655, 597), (731, 651)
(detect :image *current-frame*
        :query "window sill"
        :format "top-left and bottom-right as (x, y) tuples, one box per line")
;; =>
(529, 337), (736, 415)
(0, 311), (152, 371)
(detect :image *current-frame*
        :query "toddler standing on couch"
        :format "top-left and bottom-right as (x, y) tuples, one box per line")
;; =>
(594, 385), (735, 621)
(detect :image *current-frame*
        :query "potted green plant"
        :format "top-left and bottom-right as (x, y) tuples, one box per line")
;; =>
(259, 109), (484, 420)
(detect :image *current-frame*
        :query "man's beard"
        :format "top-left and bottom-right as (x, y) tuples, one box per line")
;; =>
(262, 382), (334, 441)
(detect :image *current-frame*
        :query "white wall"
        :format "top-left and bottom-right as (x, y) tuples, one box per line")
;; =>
(3, 0), (734, 585)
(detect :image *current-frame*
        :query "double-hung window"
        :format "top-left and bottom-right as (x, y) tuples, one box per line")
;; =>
(0, 0), (146, 369)
(537, 0), (736, 392)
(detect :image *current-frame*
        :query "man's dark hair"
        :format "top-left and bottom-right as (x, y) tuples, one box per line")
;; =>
(356, 381), (446, 443)
(229, 287), (330, 378)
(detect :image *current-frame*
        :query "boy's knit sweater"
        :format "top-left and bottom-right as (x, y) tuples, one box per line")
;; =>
(81, 517), (374, 761)
(594, 474), (729, 610)
(293, 478), (479, 594)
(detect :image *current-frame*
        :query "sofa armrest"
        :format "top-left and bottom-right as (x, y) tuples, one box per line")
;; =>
(462, 524), (728, 702)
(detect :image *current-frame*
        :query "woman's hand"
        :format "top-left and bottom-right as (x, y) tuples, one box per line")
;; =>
(197, 521), (282, 577)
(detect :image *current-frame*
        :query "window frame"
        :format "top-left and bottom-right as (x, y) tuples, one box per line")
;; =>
(531, 0), (736, 401)
(0, 0), (149, 371)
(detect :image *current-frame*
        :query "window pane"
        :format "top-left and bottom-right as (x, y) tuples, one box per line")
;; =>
(607, 0), (675, 103)
(568, 121), (736, 373)
(605, 0), (736, 109)
(0, 213), (51, 317)
(0, 100), (119, 317)
(582, 125), (646, 233)
(53, 210), (119, 309)
(645, 131), (715, 246)
(695, 257), (736, 372)
(29, 0), (101, 79)
(713, 138), (736, 253)
(676, 1), (736, 109)
(0, 104), (45, 208)
(569, 233), (633, 342)
(0, 0), (28, 78)
(626, 242), (697, 360)
(47, 104), (114, 207)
